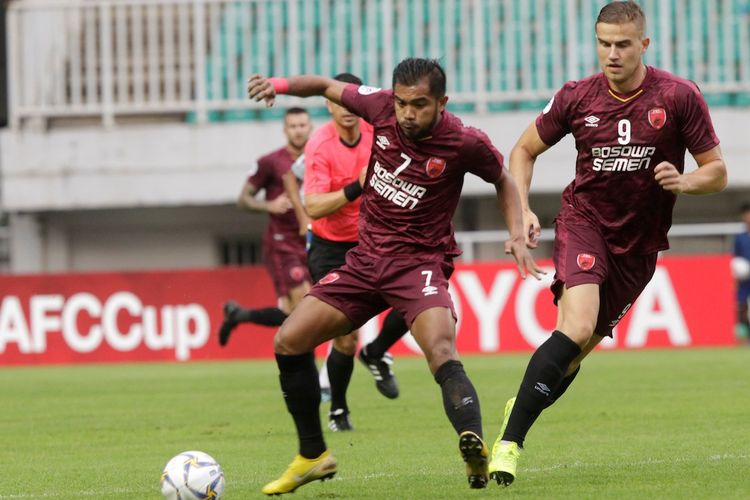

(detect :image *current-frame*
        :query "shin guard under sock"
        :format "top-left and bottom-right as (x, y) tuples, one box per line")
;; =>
(502, 331), (581, 446)
(237, 307), (287, 326)
(327, 347), (354, 413)
(365, 309), (409, 359)
(434, 360), (483, 437)
(276, 352), (325, 458)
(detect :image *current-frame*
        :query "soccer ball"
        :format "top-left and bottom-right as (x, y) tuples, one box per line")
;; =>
(160, 450), (225, 500)
(730, 256), (750, 280)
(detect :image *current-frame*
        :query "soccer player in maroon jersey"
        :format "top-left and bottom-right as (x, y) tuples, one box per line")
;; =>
(287, 73), (406, 432)
(488, 1), (728, 487)
(246, 58), (541, 494)
(217, 107), (313, 346)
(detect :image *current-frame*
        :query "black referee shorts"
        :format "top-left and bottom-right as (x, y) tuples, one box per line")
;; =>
(308, 233), (358, 283)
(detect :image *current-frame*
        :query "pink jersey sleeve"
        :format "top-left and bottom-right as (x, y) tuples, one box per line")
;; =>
(676, 82), (720, 155)
(340, 84), (394, 124)
(535, 83), (574, 146)
(303, 140), (333, 195)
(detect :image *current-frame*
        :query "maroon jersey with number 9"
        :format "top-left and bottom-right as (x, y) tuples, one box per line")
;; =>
(536, 66), (720, 254)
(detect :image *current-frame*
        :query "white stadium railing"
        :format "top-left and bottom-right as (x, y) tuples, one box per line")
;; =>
(5, 0), (750, 128)
(455, 222), (745, 262)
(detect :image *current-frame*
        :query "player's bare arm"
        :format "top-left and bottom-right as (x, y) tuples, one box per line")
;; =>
(237, 181), (291, 214)
(305, 191), (351, 220)
(247, 74), (349, 108)
(281, 170), (310, 236)
(509, 121), (552, 248)
(494, 173), (544, 280)
(654, 145), (727, 195)
(305, 166), (367, 219)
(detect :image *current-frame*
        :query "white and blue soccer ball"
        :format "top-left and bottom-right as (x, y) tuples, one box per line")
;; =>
(160, 450), (225, 500)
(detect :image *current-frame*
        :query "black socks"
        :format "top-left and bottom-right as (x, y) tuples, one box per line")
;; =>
(237, 307), (287, 327)
(365, 309), (408, 359)
(502, 331), (582, 446)
(545, 365), (581, 409)
(327, 347), (354, 413)
(276, 352), (325, 458)
(434, 360), (483, 437)
(236, 307), (286, 326)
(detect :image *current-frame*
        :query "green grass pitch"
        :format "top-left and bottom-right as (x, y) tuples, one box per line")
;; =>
(1, 348), (748, 499)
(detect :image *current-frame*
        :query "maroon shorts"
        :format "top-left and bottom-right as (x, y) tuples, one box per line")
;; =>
(308, 246), (456, 329)
(552, 216), (657, 336)
(262, 232), (311, 298)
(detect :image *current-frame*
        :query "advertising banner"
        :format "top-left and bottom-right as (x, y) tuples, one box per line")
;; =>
(0, 255), (736, 365)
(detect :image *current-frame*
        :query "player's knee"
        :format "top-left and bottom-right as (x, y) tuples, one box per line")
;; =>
(333, 333), (357, 355)
(558, 319), (596, 346)
(273, 326), (305, 355)
(425, 338), (455, 369)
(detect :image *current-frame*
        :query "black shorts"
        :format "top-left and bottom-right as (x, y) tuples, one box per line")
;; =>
(308, 233), (358, 283)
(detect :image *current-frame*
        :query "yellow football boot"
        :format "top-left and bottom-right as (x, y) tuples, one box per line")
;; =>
(262, 450), (337, 495)
(489, 397), (521, 486)
(458, 431), (489, 488)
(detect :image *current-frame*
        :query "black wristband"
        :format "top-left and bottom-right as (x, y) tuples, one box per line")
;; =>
(343, 180), (363, 201)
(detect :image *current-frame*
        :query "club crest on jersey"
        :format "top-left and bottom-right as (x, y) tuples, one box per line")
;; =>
(576, 253), (596, 271)
(648, 107), (667, 130)
(319, 272), (340, 285)
(425, 157), (446, 178)
(290, 266), (307, 281)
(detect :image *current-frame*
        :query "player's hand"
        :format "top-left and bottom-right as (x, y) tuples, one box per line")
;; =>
(266, 193), (292, 214)
(654, 161), (687, 194)
(298, 215), (311, 236)
(523, 209), (542, 249)
(504, 237), (545, 280)
(246, 74), (276, 108)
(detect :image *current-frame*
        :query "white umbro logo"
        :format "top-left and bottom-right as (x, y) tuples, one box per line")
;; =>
(376, 135), (390, 150)
(584, 115), (600, 127)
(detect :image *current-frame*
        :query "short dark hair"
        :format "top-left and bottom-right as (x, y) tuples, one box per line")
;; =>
(392, 58), (447, 98)
(334, 73), (363, 85)
(285, 106), (308, 117)
(597, 1), (646, 36)
(740, 203), (750, 214)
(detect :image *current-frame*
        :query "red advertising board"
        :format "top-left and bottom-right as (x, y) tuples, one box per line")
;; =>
(0, 255), (736, 365)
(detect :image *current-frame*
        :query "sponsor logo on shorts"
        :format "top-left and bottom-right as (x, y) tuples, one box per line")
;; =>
(576, 253), (596, 271)
(425, 157), (446, 178)
(422, 285), (438, 296)
(289, 266), (307, 282)
(608, 303), (632, 328)
(319, 272), (340, 285)
(648, 107), (667, 129)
